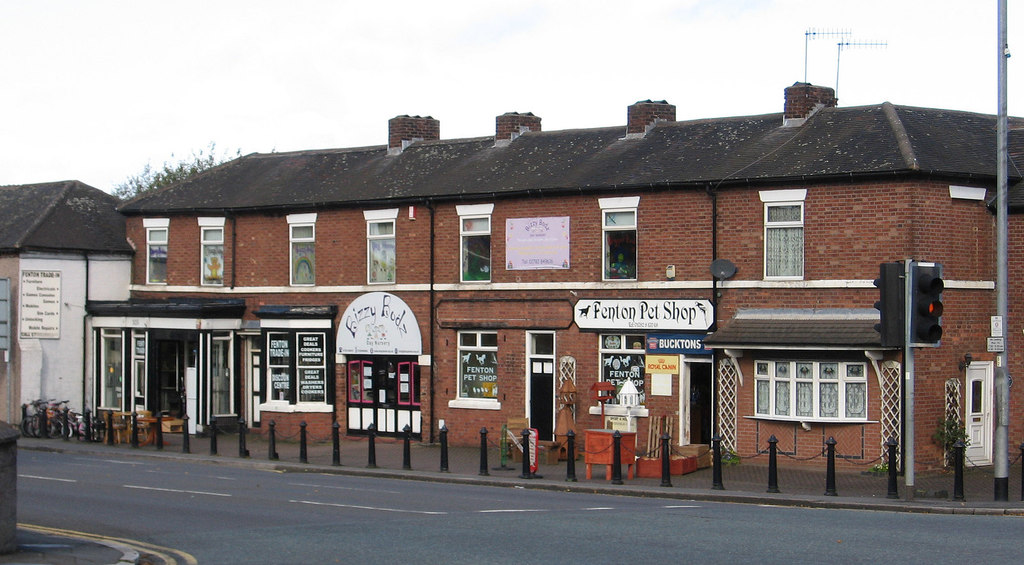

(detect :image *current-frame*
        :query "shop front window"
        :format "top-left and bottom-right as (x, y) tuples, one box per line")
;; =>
(458, 331), (498, 400)
(754, 360), (867, 421)
(211, 333), (232, 415)
(267, 332), (292, 402)
(101, 329), (124, 409)
(599, 333), (646, 406)
(297, 333), (327, 403)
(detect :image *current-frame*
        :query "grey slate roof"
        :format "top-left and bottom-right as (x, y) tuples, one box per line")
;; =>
(0, 180), (131, 254)
(118, 104), (1024, 215)
(703, 309), (883, 349)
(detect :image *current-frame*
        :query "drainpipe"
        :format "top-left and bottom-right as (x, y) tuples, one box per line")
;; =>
(81, 253), (90, 414)
(427, 199), (436, 444)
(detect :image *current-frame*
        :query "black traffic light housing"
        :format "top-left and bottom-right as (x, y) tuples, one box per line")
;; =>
(909, 261), (944, 347)
(874, 262), (905, 347)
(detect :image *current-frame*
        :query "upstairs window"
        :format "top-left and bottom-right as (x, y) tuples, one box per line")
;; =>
(288, 213), (316, 286)
(761, 190), (806, 279)
(600, 197), (639, 281)
(199, 218), (225, 286)
(143, 218), (169, 284)
(365, 209), (398, 284)
(457, 204), (493, 282)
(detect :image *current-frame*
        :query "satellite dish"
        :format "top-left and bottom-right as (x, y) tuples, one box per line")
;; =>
(710, 259), (737, 280)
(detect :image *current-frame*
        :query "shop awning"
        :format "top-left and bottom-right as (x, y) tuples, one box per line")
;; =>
(703, 309), (884, 350)
(87, 298), (247, 318)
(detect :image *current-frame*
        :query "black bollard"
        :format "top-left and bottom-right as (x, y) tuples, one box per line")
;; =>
(367, 423), (377, 468)
(105, 411), (114, 445)
(402, 425), (412, 470)
(62, 408), (70, 441)
(439, 425), (449, 473)
(520, 428), (533, 479)
(181, 415), (190, 453)
(299, 421), (308, 464)
(825, 436), (838, 496)
(953, 439), (965, 501)
(886, 437), (899, 499)
(209, 418), (219, 455)
(767, 435), (780, 493)
(565, 430), (577, 482)
(332, 422), (341, 466)
(83, 408), (92, 443)
(268, 420), (279, 460)
(611, 431), (624, 485)
(238, 418), (249, 458)
(155, 414), (164, 450)
(131, 412), (139, 448)
(660, 432), (673, 487)
(711, 435), (724, 490)
(41, 407), (49, 439)
(478, 427), (489, 476)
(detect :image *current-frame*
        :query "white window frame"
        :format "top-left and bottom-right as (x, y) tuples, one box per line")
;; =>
(599, 197), (639, 281)
(288, 213), (317, 286)
(199, 217), (225, 287)
(364, 209), (398, 284)
(143, 218), (169, 285)
(457, 204), (494, 283)
(100, 328), (124, 410)
(753, 359), (868, 422)
(760, 189), (806, 280)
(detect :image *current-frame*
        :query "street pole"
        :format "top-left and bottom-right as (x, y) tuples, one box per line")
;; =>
(904, 259), (915, 500)
(994, 0), (1010, 502)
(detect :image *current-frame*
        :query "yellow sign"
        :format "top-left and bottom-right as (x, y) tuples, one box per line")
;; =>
(645, 354), (679, 374)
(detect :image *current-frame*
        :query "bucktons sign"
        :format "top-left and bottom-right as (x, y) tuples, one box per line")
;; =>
(337, 292), (422, 355)
(574, 299), (713, 331)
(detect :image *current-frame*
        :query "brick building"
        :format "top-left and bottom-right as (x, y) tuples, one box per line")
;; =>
(97, 82), (1024, 470)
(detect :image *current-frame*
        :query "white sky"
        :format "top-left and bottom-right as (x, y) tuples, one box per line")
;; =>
(0, 1), (1019, 193)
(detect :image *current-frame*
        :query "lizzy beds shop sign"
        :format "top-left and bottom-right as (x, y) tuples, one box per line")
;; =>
(337, 292), (422, 355)
(574, 298), (713, 331)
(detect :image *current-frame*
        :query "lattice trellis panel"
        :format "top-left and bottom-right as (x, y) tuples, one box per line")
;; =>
(716, 358), (739, 453)
(878, 360), (902, 465)
(944, 377), (962, 424)
(558, 355), (577, 419)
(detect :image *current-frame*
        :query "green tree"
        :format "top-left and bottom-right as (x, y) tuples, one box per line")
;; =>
(113, 142), (239, 200)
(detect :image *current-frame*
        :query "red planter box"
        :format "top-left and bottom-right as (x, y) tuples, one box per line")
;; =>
(635, 456), (698, 478)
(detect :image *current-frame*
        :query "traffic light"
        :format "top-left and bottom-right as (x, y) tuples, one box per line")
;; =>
(910, 261), (944, 347)
(873, 262), (905, 347)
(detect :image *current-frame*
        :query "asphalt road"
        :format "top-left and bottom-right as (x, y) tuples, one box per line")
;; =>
(16, 450), (1024, 564)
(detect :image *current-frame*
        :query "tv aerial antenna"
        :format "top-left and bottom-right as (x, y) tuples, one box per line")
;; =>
(805, 28), (887, 97)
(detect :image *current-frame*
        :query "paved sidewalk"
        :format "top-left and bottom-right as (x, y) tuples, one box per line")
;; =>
(10, 431), (1024, 563)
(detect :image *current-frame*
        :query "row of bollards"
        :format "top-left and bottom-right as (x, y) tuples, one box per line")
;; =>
(67, 415), (1024, 502)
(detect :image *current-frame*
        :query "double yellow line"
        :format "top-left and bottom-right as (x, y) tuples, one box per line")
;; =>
(19, 523), (197, 565)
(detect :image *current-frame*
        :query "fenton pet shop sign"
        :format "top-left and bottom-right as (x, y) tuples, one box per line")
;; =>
(337, 292), (422, 355)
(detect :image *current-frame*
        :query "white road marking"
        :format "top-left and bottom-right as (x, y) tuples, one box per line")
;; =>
(290, 499), (447, 515)
(124, 484), (231, 497)
(288, 482), (401, 494)
(18, 474), (77, 483)
(663, 505), (701, 508)
(583, 507), (615, 510)
(478, 509), (548, 513)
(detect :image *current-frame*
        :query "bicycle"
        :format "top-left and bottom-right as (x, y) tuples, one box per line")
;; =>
(72, 409), (107, 443)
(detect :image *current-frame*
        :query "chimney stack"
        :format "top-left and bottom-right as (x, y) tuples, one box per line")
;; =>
(388, 115), (440, 154)
(495, 112), (542, 146)
(626, 100), (676, 138)
(783, 83), (838, 126)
